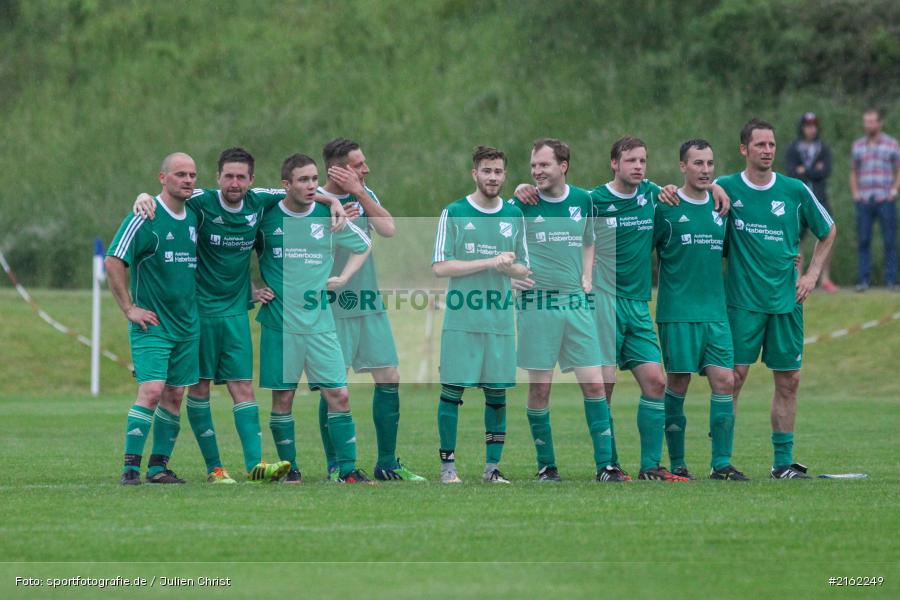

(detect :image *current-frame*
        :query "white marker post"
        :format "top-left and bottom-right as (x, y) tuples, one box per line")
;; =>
(91, 239), (105, 396)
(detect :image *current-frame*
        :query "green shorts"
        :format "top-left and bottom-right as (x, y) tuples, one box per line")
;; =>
(130, 332), (199, 387)
(198, 313), (253, 382)
(335, 312), (399, 373)
(516, 293), (603, 372)
(591, 289), (618, 367)
(259, 326), (347, 390)
(439, 330), (516, 388)
(615, 298), (662, 370)
(728, 304), (804, 371)
(658, 321), (734, 373)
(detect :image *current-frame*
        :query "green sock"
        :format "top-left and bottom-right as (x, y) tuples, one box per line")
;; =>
(664, 388), (687, 470)
(269, 411), (297, 470)
(148, 405), (181, 476)
(232, 401), (262, 473)
(438, 385), (463, 463)
(373, 384), (400, 469)
(123, 404), (153, 472)
(710, 393), (734, 470)
(637, 395), (665, 472)
(584, 396), (612, 470)
(327, 411), (357, 476)
(186, 396), (221, 473)
(608, 405), (619, 465)
(483, 388), (507, 465)
(772, 431), (794, 469)
(526, 407), (555, 469)
(318, 395), (337, 471)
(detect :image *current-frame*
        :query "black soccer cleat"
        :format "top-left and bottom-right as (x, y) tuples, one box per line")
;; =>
(282, 468), (302, 484)
(709, 464), (750, 481)
(120, 469), (142, 486)
(536, 466), (561, 482)
(671, 466), (695, 480)
(596, 464), (630, 482)
(338, 469), (376, 485)
(771, 463), (811, 479)
(146, 469), (186, 484)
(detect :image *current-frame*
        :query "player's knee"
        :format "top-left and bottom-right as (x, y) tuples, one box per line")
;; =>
(138, 381), (165, 406)
(376, 367), (400, 385)
(189, 379), (211, 398)
(646, 376), (666, 399)
(229, 380), (255, 403)
(324, 387), (350, 411)
(775, 370), (801, 396)
(581, 382), (606, 399)
(271, 391), (294, 413)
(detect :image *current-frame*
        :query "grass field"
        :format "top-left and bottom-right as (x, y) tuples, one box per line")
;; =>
(1, 288), (898, 598)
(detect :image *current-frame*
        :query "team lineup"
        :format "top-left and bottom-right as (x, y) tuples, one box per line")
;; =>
(105, 118), (836, 486)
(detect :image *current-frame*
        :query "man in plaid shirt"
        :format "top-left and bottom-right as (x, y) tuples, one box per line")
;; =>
(850, 108), (900, 291)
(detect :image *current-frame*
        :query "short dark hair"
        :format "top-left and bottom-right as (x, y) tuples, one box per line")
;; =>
(280, 153), (317, 181)
(610, 136), (646, 162)
(864, 107), (883, 120)
(322, 138), (360, 169)
(217, 147), (255, 176)
(533, 138), (570, 169)
(679, 139), (713, 162)
(472, 145), (507, 168)
(740, 118), (775, 146)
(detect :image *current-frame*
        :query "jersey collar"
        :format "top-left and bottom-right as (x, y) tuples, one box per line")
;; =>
(466, 195), (504, 214)
(538, 184), (570, 203)
(278, 199), (316, 218)
(604, 182), (638, 199)
(676, 188), (710, 205)
(740, 171), (776, 191)
(156, 195), (187, 220)
(217, 190), (244, 213)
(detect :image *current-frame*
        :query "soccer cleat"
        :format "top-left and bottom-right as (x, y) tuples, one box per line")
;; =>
(671, 466), (695, 480)
(374, 461), (427, 482)
(248, 460), (292, 482)
(337, 469), (376, 485)
(483, 468), (511, 484)
(771, 463), (811, 479)
(327, 465), (340, 482)
(282, 468), (302, 484)
(710, 465), (750, 481)
(596, 465), (630, 482)
(206, 467), (237, 484)
(820, 280), (839, 293)
(637, 466), (690, 482)
(536, 466), (561, 482)
(146, 469), (186, 484)
(440, 468), (462, 484)
(120, 469), (142, 486)
(611, 463), (632, 481)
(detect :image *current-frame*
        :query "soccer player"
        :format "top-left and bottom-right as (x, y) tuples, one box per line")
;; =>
(133, 147), (345, 484)
(654, 139), (748, 481)
(510, 139), (612, 482)
(313, 138), (425, 482)
(106, 152), (200, 485)
(716, 119), (835, 479)
(432, 146), (531, 484)
(256, 153), (374, 483)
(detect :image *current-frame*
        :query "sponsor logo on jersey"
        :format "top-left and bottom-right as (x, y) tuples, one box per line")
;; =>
(273, 247), (282, 258)
(464, 242), (475, 253)
(535, 231), (546, 243)
(735, 219), (745, 230)
(273, 227), (283, 236)
(678, 215), (690, 222)
(712, 211), (723, 226)
(569, 206), (582, 222)
(212, 216), (225, 224)
(166, 232), (174, 240)
(465, 222), (476, 230)
(636, 195), (647, 207)
(310, 223), (324, 240)
(606, 217), (617, 227)
(499, 222), (513, 238)
(733, 199), (744, 207)
(533, 215), (545, 223)
(246, 214), (257, 227)
(210, 234), (221, 245)
(189, 226), (197, 243)
(681, 233), (692, 245)
(606, 204), (617, 212)
(164, 251), (174, 262)
(771, 200), (785, 216)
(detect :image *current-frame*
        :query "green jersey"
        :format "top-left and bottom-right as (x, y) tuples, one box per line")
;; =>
(653, 190), (727, 323)
(510, 184), (593, 294)
(433, 196), (529, 334)
(717, 172), (834, 314)
(590, 180), (660, 300)
(255, 200), (371, 334)
(107, 196), (199, 340)
(319, 185), (386, 318)
(188, 187), (284, 316)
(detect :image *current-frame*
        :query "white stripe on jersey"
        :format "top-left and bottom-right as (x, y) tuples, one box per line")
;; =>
(434, 208), (449, 262)
(802, 183), (834, 226)
(346, 220), (372, 246)
(519, 215), (531, 268)
(113, 215), (145, 259)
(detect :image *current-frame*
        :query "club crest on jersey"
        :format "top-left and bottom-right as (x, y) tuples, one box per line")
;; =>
(464, 242), (475, 253)
(273, 247), (282, 258)
(771, 201), (785, 216)
(535, 231), (547, 243)
(464, 222), (476, 230)
(210, 234), (221, 246)
(681, 233), (692, 245)
(568, 206), (582, 222)
(636, 195), (648, 207)
(310, 223), (325, 240)
(711, 211), (723, 226)
(246, 214), (257, 227)
(735, 219), (745, 230)
(499, 222), (513, 238)
(189, 226), (197, 243)
(606, 217), (617, 228)
(164, 251), (174, 262)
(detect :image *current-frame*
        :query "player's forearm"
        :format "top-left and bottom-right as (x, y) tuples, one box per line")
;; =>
(503, 263), (531, 279)
(357, 194), (395, 237)
(432, 259), (493, 278)
(338, 248), (371, 281)
(582, 244), (595, 277)
(806, 225), (837, 279)
(849, 170), (859, 198)
(104, 257), (133, 315)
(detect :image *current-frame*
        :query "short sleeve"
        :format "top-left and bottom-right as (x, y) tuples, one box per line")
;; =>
(799, 183), (834, 240)
(107, 214), (149, 266)
(433, 208), (456, 262)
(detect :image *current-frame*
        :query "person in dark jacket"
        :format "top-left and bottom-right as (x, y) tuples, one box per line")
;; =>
(785, 112), (838, 292)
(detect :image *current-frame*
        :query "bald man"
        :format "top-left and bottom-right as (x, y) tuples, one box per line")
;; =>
(106, 152), (201, 484)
